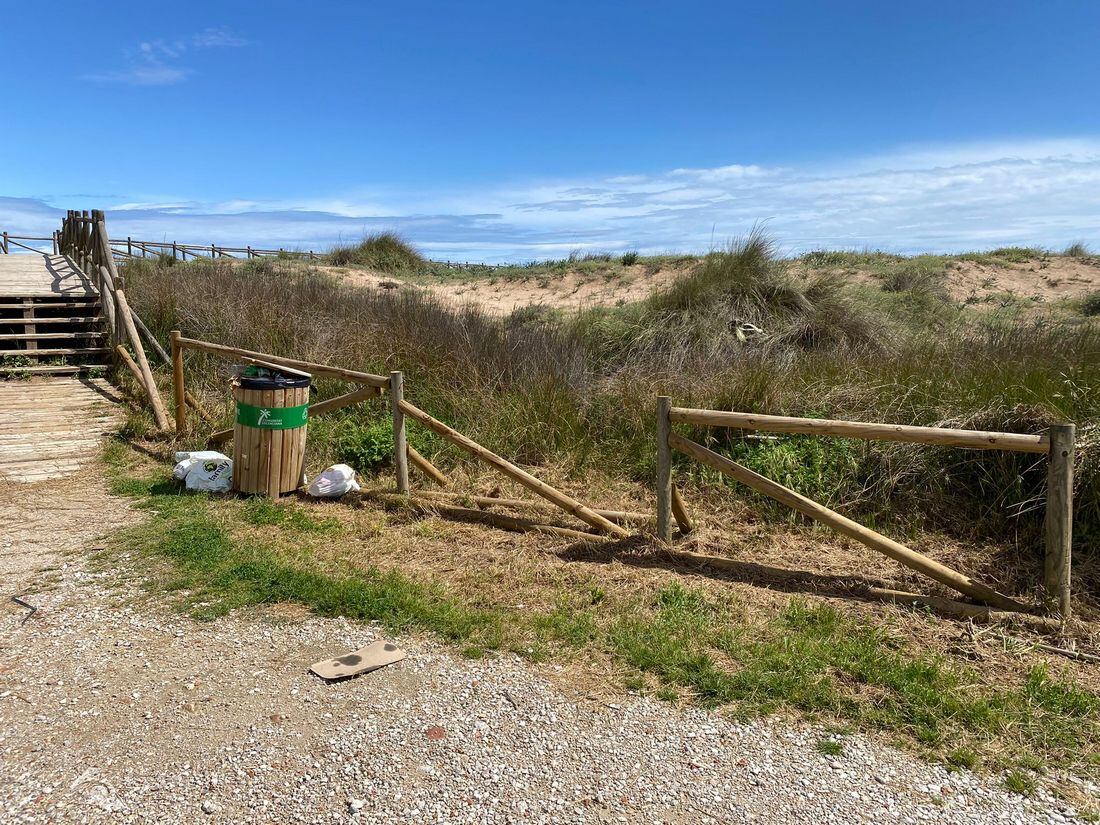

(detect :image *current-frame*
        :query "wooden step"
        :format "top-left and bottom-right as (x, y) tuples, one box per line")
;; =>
(0, 364), (109, 376)
(0, 347), (108, 357)
(0, 299), (101, 308)
(0, 317), (103, 325)
(0, 331), (105, 341)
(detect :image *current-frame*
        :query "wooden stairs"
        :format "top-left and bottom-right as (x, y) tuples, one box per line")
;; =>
(0, 294), (110, 376)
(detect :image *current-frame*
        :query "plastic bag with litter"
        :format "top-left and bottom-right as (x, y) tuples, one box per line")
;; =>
(173, 451), (233, 493)
(306, 464), (360, 498)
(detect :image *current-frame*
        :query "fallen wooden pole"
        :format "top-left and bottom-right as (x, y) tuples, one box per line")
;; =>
(398, 399), (630, 538)
(407, 445), (448, 486)
(669, 408), (1049, 454)
(175, 336), (388, 388)
(671, 486), (694, 534)
(131, 311), (170, 365)
(861, 587), (1062, 632)
(668, 432), (1027, 612)
(412, 489), (651, 525)
(371, 493), (602, 541)
(207, 385), (379, 446)
(115, 289), (171, 431)
(115, 346), (160, 418)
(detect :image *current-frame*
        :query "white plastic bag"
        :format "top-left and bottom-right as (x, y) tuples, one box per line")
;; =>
(173, 451), (233, 493)
(306, 464), (360, 498)
(173, 450), (231, 480)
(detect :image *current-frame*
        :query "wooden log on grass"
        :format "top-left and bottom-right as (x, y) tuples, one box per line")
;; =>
(412, 489), (651, 525)
(669, 408), (1049, 454)
(407, 444), (448, 486)
(398, 399), (630, 538)
(861, 587), (1062, 632)
(668, 432), (1027, 612)
(671, 486), (694, 534)
(372, 493), (601, 541)
(207, 385), (379, 446)
(175, 336), (388, 388)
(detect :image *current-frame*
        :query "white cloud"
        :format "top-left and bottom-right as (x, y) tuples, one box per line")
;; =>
(83, 27), (247, 86)
(3, 139), (1099, 262)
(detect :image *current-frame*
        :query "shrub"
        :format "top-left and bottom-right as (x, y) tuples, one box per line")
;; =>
(326, 233), (426, 272)
(620, 251), (639, 266)
(1064, 242), (1091, 258)
(333, 419), (394, 475)
(1083, 291), (1100, 317)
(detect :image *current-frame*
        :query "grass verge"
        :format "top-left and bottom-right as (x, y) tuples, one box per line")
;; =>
(103, 443), (1100, 783)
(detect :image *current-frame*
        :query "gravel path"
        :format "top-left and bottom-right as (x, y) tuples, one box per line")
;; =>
(0, 474), (1095, 823)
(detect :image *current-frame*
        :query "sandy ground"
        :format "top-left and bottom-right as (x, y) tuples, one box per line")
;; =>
(321, 256), (1100, 317)
(324, 263), (690, 315)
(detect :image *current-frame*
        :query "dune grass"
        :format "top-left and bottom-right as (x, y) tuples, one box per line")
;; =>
(326, 232), (427, 272)
(120, 237), (1098, 595)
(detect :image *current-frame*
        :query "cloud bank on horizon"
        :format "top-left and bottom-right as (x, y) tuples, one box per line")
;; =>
(3, 139), (1098, 263)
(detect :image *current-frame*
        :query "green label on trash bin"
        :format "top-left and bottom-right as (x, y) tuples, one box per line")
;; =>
(236, 401), (309, 429)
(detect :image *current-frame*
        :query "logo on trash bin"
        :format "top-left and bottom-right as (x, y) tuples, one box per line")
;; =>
(236, 401), (309, 430)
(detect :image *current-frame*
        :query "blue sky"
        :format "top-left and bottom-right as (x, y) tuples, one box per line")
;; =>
(2, 1), (1099, 261)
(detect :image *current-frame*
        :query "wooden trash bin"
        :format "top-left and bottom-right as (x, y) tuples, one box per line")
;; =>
(232, 364), (311, 496)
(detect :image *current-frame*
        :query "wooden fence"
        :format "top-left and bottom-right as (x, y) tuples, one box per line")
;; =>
(169, 333), (627, 538)
(3, 228), (512, 270)
(656, 401), (1074, 617)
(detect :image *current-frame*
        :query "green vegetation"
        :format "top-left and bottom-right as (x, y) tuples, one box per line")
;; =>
(326, 232), (427, 272)
(1065, 242), (1091, 259)
(122, 234), (1099, 594)
(816, 738), (844, 756)
(105, 450), (1100, 778)
(1083, 291), (1100, 317)
(1004, 769), (1037, 795)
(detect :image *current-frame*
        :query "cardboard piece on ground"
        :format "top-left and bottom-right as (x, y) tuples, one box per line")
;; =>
(309, 640), (406, 681)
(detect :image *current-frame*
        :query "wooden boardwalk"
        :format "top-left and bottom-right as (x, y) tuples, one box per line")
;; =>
(0, 254), (96, 297)
(0, 378), (122, 482)
(1, 253), (108, 377)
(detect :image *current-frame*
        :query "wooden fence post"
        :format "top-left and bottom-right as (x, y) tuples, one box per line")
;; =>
(390, 371), (409, 493)
(2, 231), (8, 254)
(171, 330), (186, 434)
(657, 396), (673, 541)
(1044, 423), (1075, 618)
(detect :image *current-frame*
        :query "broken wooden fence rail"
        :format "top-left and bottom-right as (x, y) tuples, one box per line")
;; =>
(170, 332), (385, 438)
(396, 397), (630, 538)
(669, 431), (1026, 612)
(657, 399), (1072, 616)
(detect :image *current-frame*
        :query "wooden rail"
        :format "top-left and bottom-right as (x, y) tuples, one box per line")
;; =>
(658, 400), (1075, 617)
(669, 408), (1050, 454)
(397, 398), (630, 538)
(54, 210), (171, 431)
